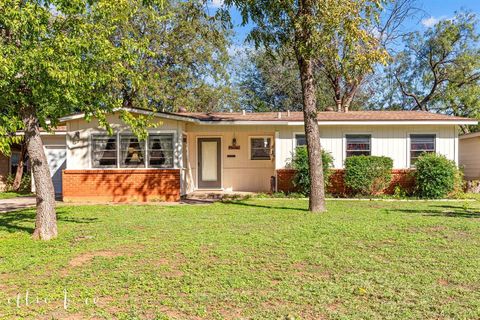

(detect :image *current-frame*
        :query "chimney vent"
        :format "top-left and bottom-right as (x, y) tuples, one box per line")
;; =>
(277, 112), (282, 119)
(242, 110), (246, 115)
(344, 106), (349, 113)
(287, 110), (290, 117)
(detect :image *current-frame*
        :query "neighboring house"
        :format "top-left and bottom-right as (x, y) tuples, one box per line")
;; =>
(459, 132), (480, 180)
(0, 108), (476, 201)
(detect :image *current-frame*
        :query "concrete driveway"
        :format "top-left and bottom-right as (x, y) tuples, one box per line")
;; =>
(0, 196), (36, 213)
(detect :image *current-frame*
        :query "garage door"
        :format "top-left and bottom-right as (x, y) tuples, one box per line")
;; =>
(45, 146), (67, 195)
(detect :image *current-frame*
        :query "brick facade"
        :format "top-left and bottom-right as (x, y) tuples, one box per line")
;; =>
(276, 168), (415, 196)
(0, 154), (9, 191)
(63, 169), (181, 202)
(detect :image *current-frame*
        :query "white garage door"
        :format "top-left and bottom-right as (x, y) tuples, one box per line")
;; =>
(45, 146), (67, 195)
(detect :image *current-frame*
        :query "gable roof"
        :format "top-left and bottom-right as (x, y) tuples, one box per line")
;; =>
(58, 107), (477, 126)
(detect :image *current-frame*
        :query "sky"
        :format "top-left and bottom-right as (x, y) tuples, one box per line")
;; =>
(208, 0), (480, 48)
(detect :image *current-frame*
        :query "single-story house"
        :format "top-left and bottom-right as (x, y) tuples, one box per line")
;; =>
(0, 108), (477, 201)
(459, 132), (480, 180)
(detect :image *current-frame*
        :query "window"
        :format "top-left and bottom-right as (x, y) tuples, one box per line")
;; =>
(120, 134), (146, 168)
(410, 134), (436, 166)
(346, 134), (371, 157)
(148, 134), (174, 168)
(92, 135), (117, 168)
(295, 134), (307, 147)
(250, 137), (272, 160)
(92, 133), (176, 169)
(10, 152), (20, 174)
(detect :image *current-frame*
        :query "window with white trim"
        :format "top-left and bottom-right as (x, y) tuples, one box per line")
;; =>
(250, 137), (272, 160)
(91, 133), (175, 169)
(346, 134), (371, 157)
(148, 134), (174, 168)
(120, 134), (145, 168)
(410, 134), (436, 167)
(295, 134), (307, 147)
(92, 135), (117, 168)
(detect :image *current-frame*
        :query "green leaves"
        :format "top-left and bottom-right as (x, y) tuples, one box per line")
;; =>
(0, 0), (232, 145)
(344, 156), (393, 195)
(414, 153), (460, 199)
(392, 10), (480, 132)
(224, 0), (389, 111)
(290, 146), (334, 196)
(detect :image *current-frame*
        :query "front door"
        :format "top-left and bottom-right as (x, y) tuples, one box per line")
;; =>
(198, 138), (221, 189)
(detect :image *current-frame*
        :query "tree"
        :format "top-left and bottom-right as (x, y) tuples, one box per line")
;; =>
(12, 140), (27, 192)
(224, 0), (388, 212)
(235, 48), (331, 112)
(392, 11), (480, 132)
(0, 0), (231, 239)
(115, 0), (233, 112)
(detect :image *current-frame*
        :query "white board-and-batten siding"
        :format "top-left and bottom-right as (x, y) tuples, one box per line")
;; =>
(275, 125), (458, 169)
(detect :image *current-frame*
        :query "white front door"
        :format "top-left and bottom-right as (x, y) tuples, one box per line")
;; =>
(198, 138), (221, 189)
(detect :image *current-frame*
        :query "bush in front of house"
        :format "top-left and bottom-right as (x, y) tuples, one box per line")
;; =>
(4, 174), (31, 193)
(290, 146), (334, 196)
(414, 153), (461, 199)
(344, 156), (393, 195)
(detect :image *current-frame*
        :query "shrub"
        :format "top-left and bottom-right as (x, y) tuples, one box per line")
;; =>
(4, 173), (32, 193)
(414, 153), (460, 199)
(290, 146), (334, 196)
(344, 156), (393, 195)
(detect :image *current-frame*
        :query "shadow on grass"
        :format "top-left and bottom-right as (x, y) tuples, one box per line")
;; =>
(221, 200), (308, 212)
(392, 204), (480, 219)
(0, 208), (98, 234)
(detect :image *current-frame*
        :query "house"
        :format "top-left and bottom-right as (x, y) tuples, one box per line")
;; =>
(0, 108), (476, 201)
(459, 132), (480, 181)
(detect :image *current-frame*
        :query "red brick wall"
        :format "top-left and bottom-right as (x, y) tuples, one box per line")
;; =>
(63, 169), (181, 202)
(276, 169), (415, 196)
(276, 169), (298, 194)
(0, 154), (9, 191)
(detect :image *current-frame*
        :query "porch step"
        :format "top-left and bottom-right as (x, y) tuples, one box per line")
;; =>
(185, 191), (256, 201)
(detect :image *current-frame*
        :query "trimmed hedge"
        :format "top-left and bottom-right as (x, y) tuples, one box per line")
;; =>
(290, 146), (334, 196)
(344, 156), (393, 195)
(414, 153), (460, 199)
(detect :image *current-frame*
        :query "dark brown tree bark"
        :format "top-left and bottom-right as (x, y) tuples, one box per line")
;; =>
(12, 141), (27, 191)
(296, 55), (326, 212)
(21, 106), (57, 240)
(295, 0), (326, 213)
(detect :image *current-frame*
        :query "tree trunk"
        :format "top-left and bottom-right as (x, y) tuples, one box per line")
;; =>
(12, 141), (27, 192)
(21, 106), (57, 240)
(297, 55), (326, 213)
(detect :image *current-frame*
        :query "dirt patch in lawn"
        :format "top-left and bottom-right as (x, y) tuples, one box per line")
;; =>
(65, 244), (145, 272)
(69, 250), (121, 267)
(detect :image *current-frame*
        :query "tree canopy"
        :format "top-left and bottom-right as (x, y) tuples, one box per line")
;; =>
(375, 11), (480, 131)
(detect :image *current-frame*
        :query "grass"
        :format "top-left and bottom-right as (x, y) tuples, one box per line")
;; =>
(0, 199), (479, 319)
(0, 191), (32, 199)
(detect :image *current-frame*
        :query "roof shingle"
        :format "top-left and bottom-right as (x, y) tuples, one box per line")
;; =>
(174, 110), (474, 122)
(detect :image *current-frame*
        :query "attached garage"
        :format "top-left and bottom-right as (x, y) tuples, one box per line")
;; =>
(30, 133), (67, 197)
(45, 146), (67, 196)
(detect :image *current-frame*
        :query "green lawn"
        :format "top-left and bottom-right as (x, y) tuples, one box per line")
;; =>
(1, 199), (479, 319)
(0, 191), (32, 199)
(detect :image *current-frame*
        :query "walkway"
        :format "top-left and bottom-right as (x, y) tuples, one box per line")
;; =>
(0, 196), (36, 213)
